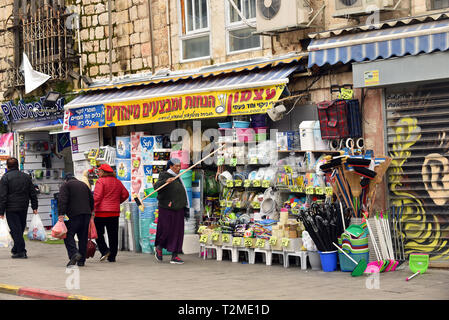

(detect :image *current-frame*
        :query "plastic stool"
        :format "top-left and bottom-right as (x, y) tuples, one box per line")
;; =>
(272, 250), (286, 265)
(199, 244), (217, 259)
(284, 251), (308, 270)
(216, 246), (223, 261)
(221, 246), (238, 262)
(237, 247), (255, 264)
(254, 248), (272, 265)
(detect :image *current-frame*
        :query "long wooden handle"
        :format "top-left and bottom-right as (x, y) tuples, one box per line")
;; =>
(141, 145), (224, 201)
(332, 242), (358, 265)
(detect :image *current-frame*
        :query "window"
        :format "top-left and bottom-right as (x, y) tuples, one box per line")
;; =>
(226, 0), (260, 54)
(432, 0), (449, 9)
(179, 0), (210, 61)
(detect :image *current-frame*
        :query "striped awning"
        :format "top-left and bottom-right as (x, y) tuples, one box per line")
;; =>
(65, 64), (301, 110)
(308, 19), (449, 67)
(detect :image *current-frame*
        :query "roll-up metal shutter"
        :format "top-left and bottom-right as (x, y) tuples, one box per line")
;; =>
(386, 82), (449, 266)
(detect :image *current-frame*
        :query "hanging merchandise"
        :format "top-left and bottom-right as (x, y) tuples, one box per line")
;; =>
(317, 100), (350, 140)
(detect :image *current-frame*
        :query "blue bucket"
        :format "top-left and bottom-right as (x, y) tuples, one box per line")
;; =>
(319, 250), (338, 272)
(180, 169), (193, 188)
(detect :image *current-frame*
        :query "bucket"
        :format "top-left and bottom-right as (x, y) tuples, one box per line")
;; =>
(236, 128), (255, 142)
(233, 120), (250, 128)
(339, 251), (370, 272)
(308, 251), (322, 271)
(218, 122), (232, 128)
(319, 250), (338, 272)
(180, 169), (193, 188)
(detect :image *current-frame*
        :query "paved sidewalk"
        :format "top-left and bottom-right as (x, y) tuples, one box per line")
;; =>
(1, 240), (448, 300)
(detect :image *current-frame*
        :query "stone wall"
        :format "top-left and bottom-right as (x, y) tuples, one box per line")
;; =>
(0, 0), (14, 102)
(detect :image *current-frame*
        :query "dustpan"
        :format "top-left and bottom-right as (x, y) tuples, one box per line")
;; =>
(333, 242), (367, 277)
(346, 224), (365, 238)
(406, 253), (429, 281)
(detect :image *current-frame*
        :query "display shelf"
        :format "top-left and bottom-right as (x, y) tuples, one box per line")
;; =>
(277, 150), (340, 153)
(148, 160), (168, 165)
(153, 149), (172, 153)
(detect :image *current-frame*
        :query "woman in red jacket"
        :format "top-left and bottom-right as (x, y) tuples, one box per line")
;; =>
(94, 164), (129, 262)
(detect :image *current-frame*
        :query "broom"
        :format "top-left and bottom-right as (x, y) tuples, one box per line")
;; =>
(133, 145), (225, 211)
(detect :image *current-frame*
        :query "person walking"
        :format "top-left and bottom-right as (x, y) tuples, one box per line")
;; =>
(93, 164), (129, 263)
(0, 157), (38, 259)
(58, 173), (94, 267)
(153, 158), (189, 264)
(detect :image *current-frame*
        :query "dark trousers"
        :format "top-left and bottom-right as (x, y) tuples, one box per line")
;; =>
(6, 211), (28, 255)
(94, 216), (119, 259)
(64, 214), (91, 263)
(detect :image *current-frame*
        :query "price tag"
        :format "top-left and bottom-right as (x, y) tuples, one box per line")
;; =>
(90, 159), (97, 166)
(315, 187), (324, 195)
(251, 201), (260, 209)
(298, 186), (304, 193)
(325, 187), (334, 196)
(212, 233), (220, 241)
(234, 180), (242, 187)
(256, 238), (266, 248)
(339, 88), (354, 100)
(222, 234), (230, 243)
(226, 180), (234, 188)
(153, 178), (158, 184)
(235, 201), (241, 208)
(244, 238), (253, 247)
(146, 176), (153, 184)
(230, 158), (238, 167)
(250, 157), (258, 164)
(281, 238), (290, 248)
(197, 226), (207, 234)
(133, 159), (140, 168)
(226, 201), (233, 207)
(199, 234), (208, 243)
(217, 157), (225, 166)
(253, 180), (261, 187)
(233, 237), (242, 246)
(269, 237), (277, 246)
(219, 200), (226, 207)
(306, 186), (315, 195)
(262, 180), (270, 188)
(284, 165), (293, 174)
(244, 180), (251, 188)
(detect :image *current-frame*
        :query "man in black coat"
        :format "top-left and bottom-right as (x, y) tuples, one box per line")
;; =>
(58, 173), (94, 267)
(0, 157), (38, 259)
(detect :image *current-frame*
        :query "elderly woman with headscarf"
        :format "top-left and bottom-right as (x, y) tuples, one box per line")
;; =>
(153, 157), (189, 264)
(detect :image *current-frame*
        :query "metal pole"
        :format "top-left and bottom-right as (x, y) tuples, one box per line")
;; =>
(108, 0), (113, 81)
(148, 0), (155, 73)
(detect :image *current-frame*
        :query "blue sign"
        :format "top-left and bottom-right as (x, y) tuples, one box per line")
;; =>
(67, 105), (105, 129)
(1, 96), (65, 123)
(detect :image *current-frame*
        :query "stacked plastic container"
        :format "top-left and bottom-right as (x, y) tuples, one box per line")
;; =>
(337, 232), (370, 272)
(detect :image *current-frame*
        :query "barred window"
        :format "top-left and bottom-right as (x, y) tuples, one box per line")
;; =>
(5, 0), (77, 94)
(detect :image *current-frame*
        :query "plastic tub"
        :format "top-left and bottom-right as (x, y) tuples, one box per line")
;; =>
(218, 122), (232, 128)
(319, 250), (338, 272)
(339, 251), (370, 272)
(236, 128), (255, 142)
(233, 120), (250, 128)
(308, 251), (322, 271)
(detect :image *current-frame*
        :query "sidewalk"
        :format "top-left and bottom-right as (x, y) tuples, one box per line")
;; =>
(1, 240), (448, 300)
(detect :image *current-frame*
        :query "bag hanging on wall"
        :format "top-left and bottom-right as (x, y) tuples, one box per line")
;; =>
(346, 99), (362, 138)
(317, 100), (350, 140)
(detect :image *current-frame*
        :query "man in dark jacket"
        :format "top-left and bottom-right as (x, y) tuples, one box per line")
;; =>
(0, 157), (38, 259)
(58, 173), (94, 267)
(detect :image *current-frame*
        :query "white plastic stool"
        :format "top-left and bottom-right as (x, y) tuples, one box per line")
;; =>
(221, 246), (238, 262)
(271, 250), (286, 265)
(199, 244), (217, 259)
(284, 251), (308, 270)
(237, 247), (255, 264)
(254, 248), (272, 266)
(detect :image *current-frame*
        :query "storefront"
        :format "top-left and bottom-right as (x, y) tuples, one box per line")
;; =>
(0, 95), (76, 228)
(309, 18), (449, 265)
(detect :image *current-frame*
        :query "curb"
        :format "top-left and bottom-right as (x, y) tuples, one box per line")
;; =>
(0, 283), (101, 300)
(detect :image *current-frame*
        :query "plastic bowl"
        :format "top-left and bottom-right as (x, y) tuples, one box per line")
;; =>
(218, 122), (232, 129)
(233, 121), (250, 128)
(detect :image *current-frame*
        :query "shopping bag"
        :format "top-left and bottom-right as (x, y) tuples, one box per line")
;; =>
(27, 214), (47, 241)
(86, 239), (96, 259)
(88, 216), (98, 239)
(0, 219), (13, 248)
(51, 220), (67, 239)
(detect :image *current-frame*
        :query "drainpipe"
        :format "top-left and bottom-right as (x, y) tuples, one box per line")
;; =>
(108, 0), (113, 81)
(166, 0), (172, 70)
(148, 0), (156, 74)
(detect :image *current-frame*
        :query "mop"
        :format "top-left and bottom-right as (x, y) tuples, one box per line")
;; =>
(382, 211), (398, 271)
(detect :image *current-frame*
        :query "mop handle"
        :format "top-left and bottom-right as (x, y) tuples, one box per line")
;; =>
(406, 271), (420, 281)
(141, 145), (225, 201)
(332, 242), (358, 265)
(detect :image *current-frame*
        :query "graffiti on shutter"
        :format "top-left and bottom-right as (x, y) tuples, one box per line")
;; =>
(386, 83), (449, 264)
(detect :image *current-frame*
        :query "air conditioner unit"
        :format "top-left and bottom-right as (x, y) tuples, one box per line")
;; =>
(333, 0), (394, 18)
(256, 0), (311, 33)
